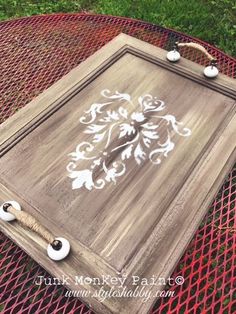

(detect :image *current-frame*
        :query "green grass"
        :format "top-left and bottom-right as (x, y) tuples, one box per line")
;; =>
(0, 0), (235, 56)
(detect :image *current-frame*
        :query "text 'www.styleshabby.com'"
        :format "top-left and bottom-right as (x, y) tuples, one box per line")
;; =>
(34, 275), (184, 302)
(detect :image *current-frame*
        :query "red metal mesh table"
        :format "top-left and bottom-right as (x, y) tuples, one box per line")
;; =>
(0, 13), (235, 314)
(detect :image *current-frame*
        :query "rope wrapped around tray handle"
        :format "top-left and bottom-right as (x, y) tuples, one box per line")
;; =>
(0, 201), (70, 261)
(176, 42), (216, 62)
(166, 41), (219, 78)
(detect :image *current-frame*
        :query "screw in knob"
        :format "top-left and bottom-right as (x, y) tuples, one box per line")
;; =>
(204, 59), (219, 78)
(47, 237), (70, 261)
(166, 42), (180, 62)
(0, 201), (21, 221)
(51, 239), (63, 251)
(167, 50), (181, 62)
(3, 203), (11, 212)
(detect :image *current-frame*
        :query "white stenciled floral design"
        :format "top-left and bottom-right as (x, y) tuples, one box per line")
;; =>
(67, 89), (191, 190)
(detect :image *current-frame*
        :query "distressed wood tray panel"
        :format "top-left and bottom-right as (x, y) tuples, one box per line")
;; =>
(0, 34), (235, 314)
(0, 53), (234, 270)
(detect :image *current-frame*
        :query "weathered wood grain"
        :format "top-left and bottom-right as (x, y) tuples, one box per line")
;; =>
(0, 34), (236, 314)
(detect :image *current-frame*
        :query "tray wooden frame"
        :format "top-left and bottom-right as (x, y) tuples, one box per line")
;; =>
(0, 34), (236, 314)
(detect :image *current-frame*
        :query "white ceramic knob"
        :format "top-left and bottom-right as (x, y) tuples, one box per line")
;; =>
(167, 50), (181, 62)
(47, 237), (70, 261)
(204, 65), (219, 78)
(0, 201), (21, 221)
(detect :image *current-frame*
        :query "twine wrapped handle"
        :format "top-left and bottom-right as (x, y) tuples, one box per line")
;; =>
(175, 42), (217, 65)
(2, 203), (61, 250)
(167, 41), (219, 78)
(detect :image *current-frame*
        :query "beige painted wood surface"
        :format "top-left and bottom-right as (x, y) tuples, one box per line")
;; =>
(0, 34), (236, 314)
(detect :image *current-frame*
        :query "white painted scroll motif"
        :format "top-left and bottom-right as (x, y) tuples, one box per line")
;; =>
(67, 89), (191, 190)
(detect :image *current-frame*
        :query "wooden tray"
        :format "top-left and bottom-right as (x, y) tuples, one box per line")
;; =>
(0, 34), (235, 314)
